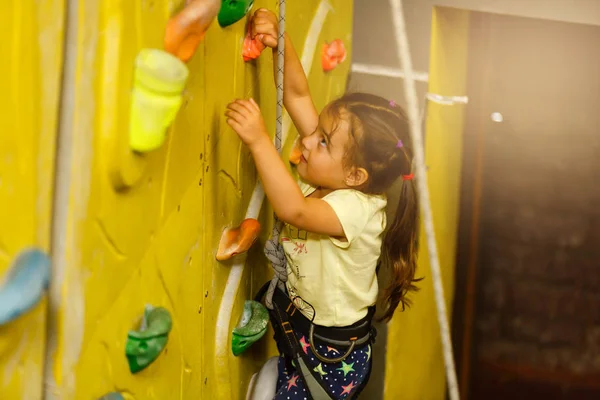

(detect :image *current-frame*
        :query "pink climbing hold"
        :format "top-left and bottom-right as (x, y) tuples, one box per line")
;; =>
(321, 39), (347, 72)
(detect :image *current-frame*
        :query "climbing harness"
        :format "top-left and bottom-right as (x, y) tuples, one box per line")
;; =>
(257, 283), (375, 356)
(389, 0), (460, 399)
(255, 282), (375, 400)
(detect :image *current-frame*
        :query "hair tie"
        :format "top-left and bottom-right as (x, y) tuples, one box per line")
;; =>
(402, 173), (414, 181)
(389, 100), (397, 108)
(396, 139), (404, 149)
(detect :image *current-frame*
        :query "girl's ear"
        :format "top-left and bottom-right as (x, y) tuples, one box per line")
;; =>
(344, 167), (369, 188)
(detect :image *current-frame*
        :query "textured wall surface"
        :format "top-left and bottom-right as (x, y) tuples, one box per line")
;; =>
(0, 1), (65, 399)
(41, 1), (352, 399)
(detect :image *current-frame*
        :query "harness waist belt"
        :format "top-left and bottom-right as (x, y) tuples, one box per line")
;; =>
(263, 282), (375, 346)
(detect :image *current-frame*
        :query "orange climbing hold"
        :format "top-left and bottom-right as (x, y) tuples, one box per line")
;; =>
(242, 21), (266, 62)
(216, 218), (261, 261)
(164, 0), (221, 62)
(289, 144), (302, 165)
(321, 39), (347, 72)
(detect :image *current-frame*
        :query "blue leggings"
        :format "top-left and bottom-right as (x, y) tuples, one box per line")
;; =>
(274, 334), (372, 399)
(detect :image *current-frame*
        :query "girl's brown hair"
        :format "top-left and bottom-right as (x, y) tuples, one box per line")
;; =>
(327, 92), (421, 322)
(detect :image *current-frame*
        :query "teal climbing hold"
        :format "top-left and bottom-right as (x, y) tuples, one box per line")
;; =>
(0, 248), (51, 325)
(232, 300), (269, 356)
(125, 305), (172, 373)
(218, 0), (254, 27)
(97, 393), (125, 400)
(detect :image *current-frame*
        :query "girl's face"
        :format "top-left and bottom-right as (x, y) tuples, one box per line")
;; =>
(297, 109), (351, 190)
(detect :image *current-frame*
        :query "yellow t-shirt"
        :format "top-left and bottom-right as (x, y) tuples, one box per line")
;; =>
(282, 179), (387, 327)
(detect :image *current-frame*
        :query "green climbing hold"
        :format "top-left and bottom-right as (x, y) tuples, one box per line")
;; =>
(218, 0), (254, 28)
(125, 305), (172, 373)
(231, 300), (269, 356)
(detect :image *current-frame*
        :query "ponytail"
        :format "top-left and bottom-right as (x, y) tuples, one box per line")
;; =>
(325, 92), (421, 321)
(379, 178), (420, 322)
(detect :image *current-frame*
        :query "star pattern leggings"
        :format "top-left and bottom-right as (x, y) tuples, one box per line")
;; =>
(274, 333), (372, 399)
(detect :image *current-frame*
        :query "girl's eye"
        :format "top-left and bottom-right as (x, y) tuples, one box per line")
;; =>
(319, 138), (328, 147)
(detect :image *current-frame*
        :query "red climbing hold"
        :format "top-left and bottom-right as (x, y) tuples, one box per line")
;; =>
(321, 39), (347, 72)
(216, 218), (261, 261)
(242, 19), (266, 62)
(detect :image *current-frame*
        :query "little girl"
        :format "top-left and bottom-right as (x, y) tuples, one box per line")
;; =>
(225, 8), (420, 399)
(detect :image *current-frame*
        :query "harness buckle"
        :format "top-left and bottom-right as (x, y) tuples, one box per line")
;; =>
(281, 321), (294, 334)
(285, 303), (297, 316)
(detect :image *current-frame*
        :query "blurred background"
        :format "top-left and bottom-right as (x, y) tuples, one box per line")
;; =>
(351, 1), (600, 399)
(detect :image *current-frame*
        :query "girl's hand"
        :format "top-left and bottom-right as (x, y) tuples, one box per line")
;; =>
(225, 98), (269, 148)
(251, 8), (279, 48)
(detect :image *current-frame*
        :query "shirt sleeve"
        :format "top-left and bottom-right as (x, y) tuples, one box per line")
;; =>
(297, 178), (317, 197)
(322, 189), (374, 248)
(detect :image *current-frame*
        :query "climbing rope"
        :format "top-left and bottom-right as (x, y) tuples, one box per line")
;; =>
(388, 1), (460, 399)
(264, 0), (287, 310)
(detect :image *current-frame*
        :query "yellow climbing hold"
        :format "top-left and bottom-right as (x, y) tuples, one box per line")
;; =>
(129, 49), (189, 153)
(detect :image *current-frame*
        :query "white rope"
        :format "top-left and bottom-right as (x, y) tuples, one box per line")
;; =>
(351, 62), (429, 82)
(264, 0), (287, 310)
(274, 0), (285, 151)
(426, 93), (469, 105)
(388, 1), (460, 399)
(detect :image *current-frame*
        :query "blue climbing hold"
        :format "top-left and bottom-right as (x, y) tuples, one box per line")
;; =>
(97, 393), (125, 400)
(0, 248), (51, 325)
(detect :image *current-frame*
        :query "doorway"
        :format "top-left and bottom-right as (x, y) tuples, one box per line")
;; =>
(454, 11), (600, 400)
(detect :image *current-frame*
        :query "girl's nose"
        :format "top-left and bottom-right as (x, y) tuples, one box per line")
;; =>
(301, 134), (313, 150)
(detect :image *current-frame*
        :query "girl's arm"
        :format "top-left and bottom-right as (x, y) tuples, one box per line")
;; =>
(225, 99), (344, 238)
(252, 9), (319, 139)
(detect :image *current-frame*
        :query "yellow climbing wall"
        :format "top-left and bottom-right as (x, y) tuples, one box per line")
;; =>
(0, 1), (65, 399)
(45, 1), (352, 399)
(384, 7), (470, 400)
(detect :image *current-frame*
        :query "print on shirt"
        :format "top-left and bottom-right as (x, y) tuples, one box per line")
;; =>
(287, 225), (308, 241)
(290, 241), (307, 256)
(280, 238), (307, 280)
(281, 223), (315, 321)
(288, 284), (316, 322)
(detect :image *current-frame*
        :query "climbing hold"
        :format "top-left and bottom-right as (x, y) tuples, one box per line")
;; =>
(289, 142), (302, 165)
(218, 0), (254, 28)
(125, 305), (172, 373)
(216, 218), (261, 261)
(321, 39), (347, 72)
(246, 356), (279, 399)
(129, 49), (189, 153)
(232, 300), (269, 356)
(242, 18), (266, 62)
(97, 393), (124, 400)
(164, 0), (221, 62)
(97, 393), (135, 400)
(0, 248), (51, 325)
